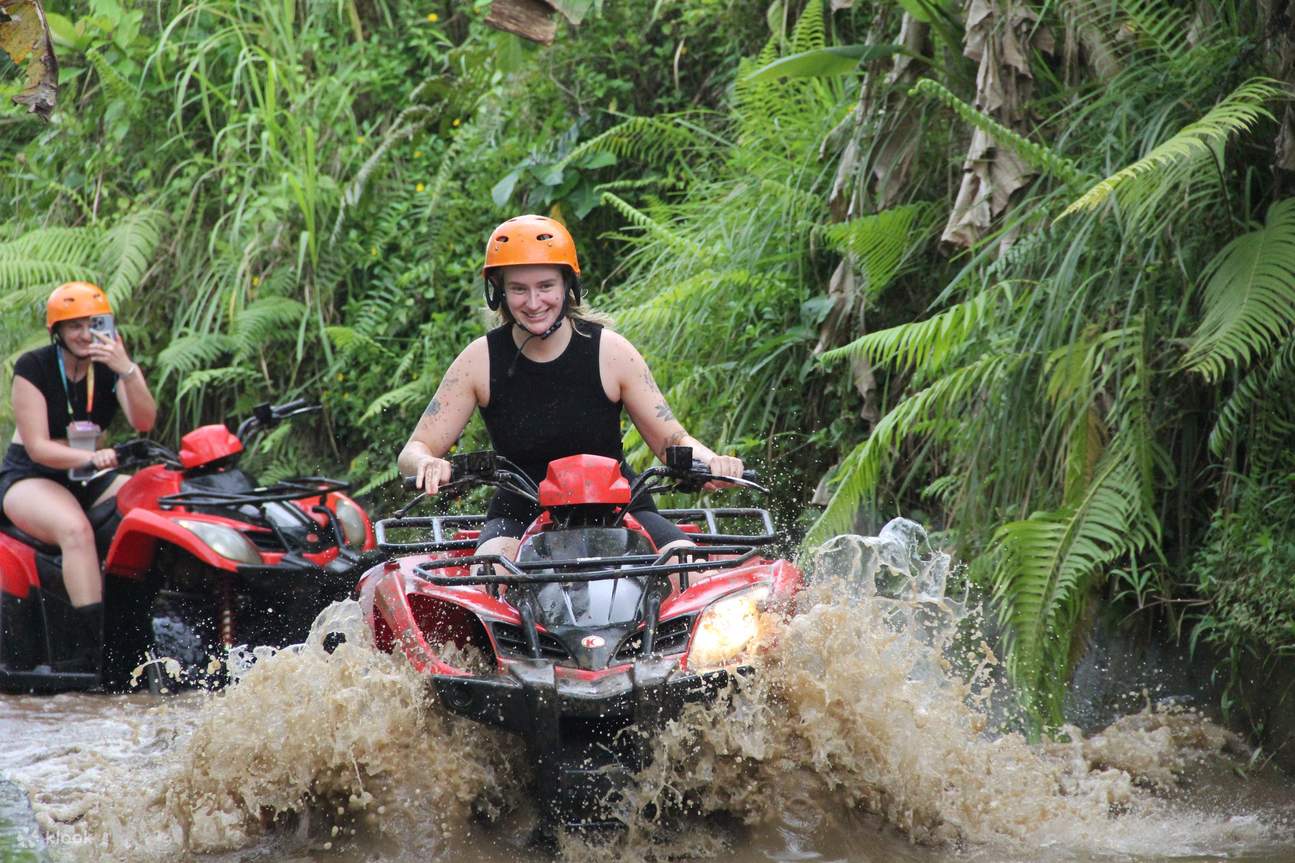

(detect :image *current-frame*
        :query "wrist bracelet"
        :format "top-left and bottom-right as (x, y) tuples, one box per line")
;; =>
(121, 363), (138, 379)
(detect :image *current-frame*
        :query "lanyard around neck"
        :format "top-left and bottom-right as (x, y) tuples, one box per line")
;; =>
(56, 347), (94, 420)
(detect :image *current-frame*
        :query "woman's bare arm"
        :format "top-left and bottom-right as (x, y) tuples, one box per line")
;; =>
(397, 338), (488, 491)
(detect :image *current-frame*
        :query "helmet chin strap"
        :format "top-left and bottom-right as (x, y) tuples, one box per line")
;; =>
(507, 291), (569, 377)
(50, 329), (89, 370)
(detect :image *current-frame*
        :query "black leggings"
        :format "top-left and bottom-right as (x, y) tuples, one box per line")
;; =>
(478, 489), (686, 549)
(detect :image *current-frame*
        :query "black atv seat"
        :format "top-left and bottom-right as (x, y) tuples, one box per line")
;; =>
(0, 497), (118, 557)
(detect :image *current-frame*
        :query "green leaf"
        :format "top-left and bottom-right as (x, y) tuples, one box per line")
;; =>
(536, 164), (565, 187)
(491, 169), (521, 207)
(549, 0), (596, 25)
(744, 44), (903, 82)
(577, 149), (617, 170)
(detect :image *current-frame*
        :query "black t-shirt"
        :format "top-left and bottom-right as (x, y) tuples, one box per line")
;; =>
(13, 344), (120, 438)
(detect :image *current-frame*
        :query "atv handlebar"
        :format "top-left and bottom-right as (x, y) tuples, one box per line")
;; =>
(393, 447), (762, 519)
(236, 399), (323, 443)
(67, 438), (183, 483)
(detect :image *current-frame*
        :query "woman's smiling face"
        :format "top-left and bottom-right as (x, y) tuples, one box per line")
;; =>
(502, 264), (566, 334)
(55, 317), (96, 358)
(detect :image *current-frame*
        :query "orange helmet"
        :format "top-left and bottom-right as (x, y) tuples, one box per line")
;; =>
(46, 281), (112, 329)
(482, 215), (582, 311)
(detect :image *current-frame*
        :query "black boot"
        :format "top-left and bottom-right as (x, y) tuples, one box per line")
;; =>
(58, 602), (104, 678)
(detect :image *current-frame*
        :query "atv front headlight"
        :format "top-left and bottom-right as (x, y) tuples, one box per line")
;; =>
(177, 519), (263, 565)
(333, 496), (368, 547)
(688, 586), (770, 669)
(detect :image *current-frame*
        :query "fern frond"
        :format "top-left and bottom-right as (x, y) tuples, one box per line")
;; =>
(100, 209), (165, 307)
(1059, 78), (1283, 221)
(177, 365), (261, 397)
(232, 297), (308, 358)
(356, 463), (400, 497)
(821, 282), (1015, 375)
(156, 333), (237, 379)
(600, 192), (707, 258)
(85, 45), (136, 102)
(790, 0), (826, 54)
(1182, 197), (1295, 381)
(1117, 0), (1194, 59)
(989, 440), (1156, 722)
(1208, 333), (1295, 456)
(558, 115), (701, 173)
(910, 79), (1086, 185)
(360, 378), (431, 421)
(804, 351), (1024, 547)
(818, 204), (936, 297)
(0, 226), (102, 293)
(325, 325), (395, 358)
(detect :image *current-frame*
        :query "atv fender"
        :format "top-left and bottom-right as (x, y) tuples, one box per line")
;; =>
(105, 509), (239, 578)
(0, 542), (36, 599)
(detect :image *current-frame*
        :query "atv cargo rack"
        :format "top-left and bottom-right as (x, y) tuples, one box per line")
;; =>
(412, 544), (760, 588)
(373, 507), (776, 555)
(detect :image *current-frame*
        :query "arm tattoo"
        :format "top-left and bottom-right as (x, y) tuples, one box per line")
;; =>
(664, 430), (687, 448)
(655, 402), (675, 422)
(423, 376), (457, 418)
(642, 368), (660, 394)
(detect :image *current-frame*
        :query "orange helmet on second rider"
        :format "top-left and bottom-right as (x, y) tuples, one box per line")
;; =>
(46, 281), (112, 330)
(481, 215), (581, 311)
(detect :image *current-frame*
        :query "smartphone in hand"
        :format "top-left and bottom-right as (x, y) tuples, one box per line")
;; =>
(89, 314), (116, 341)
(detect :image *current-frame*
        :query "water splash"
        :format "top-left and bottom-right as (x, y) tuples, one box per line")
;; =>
(3, 520), (1290, 862)
(605, 519), (1283, 858)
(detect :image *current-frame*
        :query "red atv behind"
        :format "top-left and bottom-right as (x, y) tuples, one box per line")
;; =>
(357, 447), (802, 836)
(0, 399), (378, 693)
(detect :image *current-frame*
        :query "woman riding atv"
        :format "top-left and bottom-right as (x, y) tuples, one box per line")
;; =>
(398, 214), (743, 559)
(0, 282), (156, 672)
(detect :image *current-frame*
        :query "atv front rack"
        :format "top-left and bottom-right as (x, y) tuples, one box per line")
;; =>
(374, 507), (776, 555)
(413, 544), (759, 590)
(374, 514), (485, 554)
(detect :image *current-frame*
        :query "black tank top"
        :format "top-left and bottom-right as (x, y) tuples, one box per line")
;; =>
(480, 322), (624, 485)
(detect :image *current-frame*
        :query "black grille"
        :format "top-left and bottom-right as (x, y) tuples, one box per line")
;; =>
(492, 622), (570, 660)
(614, 615), (693, 660)
(246, 529), (287, 552)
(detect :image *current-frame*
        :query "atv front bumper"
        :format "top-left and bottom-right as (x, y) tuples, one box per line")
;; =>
(432, 657), (746, 830)
(433, 655), (740, 733)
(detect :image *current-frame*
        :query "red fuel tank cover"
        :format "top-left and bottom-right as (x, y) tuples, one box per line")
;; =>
(179, 425), (243, 469)
(539, 454), (631, 507)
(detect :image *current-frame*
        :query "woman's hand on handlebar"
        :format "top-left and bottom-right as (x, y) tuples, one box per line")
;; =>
(415, 454), (453, 494)
(90, 447), (119, 471)
(704, 454), (744, 491)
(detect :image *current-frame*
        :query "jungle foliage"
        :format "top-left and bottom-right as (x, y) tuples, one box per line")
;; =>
(2, 0), (1294, 735)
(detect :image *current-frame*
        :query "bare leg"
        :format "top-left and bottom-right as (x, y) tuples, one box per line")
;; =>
(3, 478), (102, 606)
(467, 536), (522, 593)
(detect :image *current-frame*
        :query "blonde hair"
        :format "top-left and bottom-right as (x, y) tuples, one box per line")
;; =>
(493, 299), (615, 334)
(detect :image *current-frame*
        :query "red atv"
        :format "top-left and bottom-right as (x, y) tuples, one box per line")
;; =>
(0, 399), (378, 693)
(356, 447), (803, 835)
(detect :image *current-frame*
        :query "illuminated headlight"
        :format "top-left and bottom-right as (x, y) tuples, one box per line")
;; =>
(177, 519), (263, 565)
(688, 586), (770, 670)
(333, 496), (368, 547)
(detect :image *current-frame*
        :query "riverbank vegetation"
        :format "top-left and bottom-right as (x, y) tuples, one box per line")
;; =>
(3, 0), (1293, 738)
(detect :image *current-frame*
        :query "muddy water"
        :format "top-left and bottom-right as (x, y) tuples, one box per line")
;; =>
(1, 521), (1293, 862)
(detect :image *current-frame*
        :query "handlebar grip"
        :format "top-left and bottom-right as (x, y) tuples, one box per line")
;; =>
(402, 475), (419, 489)
(691, 459), (759, 483)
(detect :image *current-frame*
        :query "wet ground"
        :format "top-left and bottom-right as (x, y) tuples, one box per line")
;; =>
(2, 525), (1293, 862)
